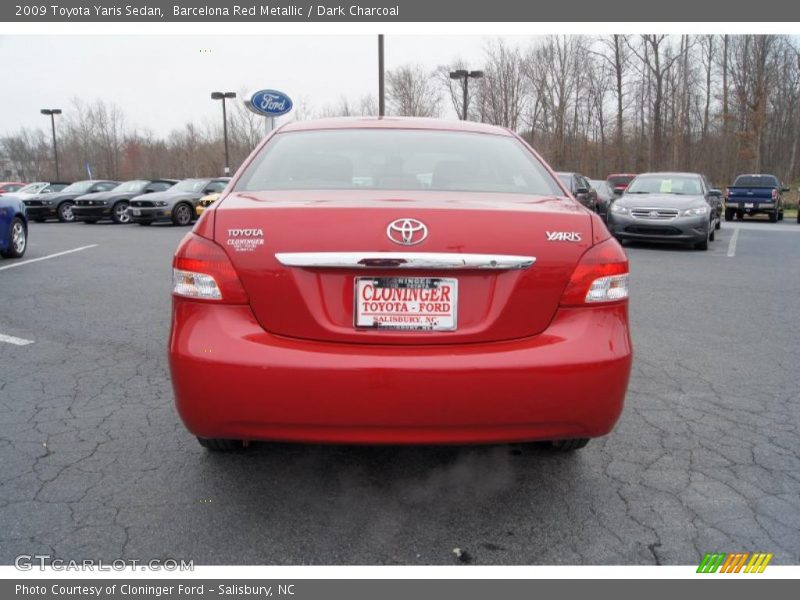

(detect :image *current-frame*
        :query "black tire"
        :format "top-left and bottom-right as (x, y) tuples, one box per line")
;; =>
(724, 208), (735, 221)
(1, 217), (27, 258)
(715, 216), (722, 230)
(196, 437), (245, 452)
(57, 201), (75, 222)
(736, 210), (744, 220)
(137, 221), (152, 226)
(797, 211), (800, 224)
(695, 237), (709, 251)
(172, 203), (194, 226)
(768, 211), (778, 223)
(111, 201), (131, 224)
(551, 438), (590, 452)
(709, 226), (715, 242)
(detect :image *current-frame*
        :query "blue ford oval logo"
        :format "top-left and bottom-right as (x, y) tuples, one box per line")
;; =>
(250, 89), (293, 117)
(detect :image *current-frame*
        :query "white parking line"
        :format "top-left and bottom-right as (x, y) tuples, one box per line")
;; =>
(727, 228), (740, 258)
(0, 245), (98, 272)
(0, 333), (34, 346)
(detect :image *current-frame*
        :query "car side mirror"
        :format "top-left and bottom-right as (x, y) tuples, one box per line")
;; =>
(144, 189), (155, 194)
(781, 187), (790, 193)
(709, 189), (722, 197)
(575, 186), (589, 195)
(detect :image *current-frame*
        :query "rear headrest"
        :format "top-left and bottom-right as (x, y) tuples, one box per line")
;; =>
(432, 160), (473, 189)
(289, 154), (353, 183)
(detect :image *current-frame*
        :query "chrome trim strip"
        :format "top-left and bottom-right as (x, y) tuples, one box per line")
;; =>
(275, 252), (536, 270)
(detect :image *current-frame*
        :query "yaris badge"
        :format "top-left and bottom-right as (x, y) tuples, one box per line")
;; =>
(387, 218), (428, 246)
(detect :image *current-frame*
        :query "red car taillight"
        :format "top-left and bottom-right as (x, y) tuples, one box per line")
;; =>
(172, 233), (248, 304)
(560, 238), (629, 306)
(724, 188), (730, 200)
(771, 188), (777, 200)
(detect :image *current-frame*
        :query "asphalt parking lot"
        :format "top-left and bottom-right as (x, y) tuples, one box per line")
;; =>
(1, 219), (798, 566)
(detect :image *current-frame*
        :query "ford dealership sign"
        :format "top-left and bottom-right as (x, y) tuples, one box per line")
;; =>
(250, 89), (293, 117)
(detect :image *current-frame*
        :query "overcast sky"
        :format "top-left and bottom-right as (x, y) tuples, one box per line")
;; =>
(0, 35), (522, 136)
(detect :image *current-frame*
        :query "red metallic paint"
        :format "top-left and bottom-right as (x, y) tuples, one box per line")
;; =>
(169, 301), (631, 444)
(168, 117), (633, 445)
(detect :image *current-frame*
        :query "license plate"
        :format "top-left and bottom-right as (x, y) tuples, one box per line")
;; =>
(355, 277), (457, 331)
(744, 203), (754, 208)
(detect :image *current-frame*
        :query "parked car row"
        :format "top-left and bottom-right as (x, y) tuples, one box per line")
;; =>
(2, 177), (230, 226)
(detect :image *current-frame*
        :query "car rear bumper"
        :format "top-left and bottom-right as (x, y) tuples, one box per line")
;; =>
(169, 302), (632, 445)
(608, 214), (708, 243)
(727, 202), (777, 214)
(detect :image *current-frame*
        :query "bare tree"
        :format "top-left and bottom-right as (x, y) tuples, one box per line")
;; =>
(386, 64), (441, 117)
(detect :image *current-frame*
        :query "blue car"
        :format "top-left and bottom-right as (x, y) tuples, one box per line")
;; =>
(0, 196), (28, 259)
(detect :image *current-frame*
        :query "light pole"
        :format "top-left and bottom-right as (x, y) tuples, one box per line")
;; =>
(40, 108), (62, 179)
(378, 34), (385, 117)
(449, 70), (484, 121)
(211, 91), (236, 175)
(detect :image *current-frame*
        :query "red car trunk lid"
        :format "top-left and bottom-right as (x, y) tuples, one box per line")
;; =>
(214, 190), (592, 345)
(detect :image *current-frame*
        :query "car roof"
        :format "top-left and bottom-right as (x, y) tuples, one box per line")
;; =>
(278, 116), (513, 137)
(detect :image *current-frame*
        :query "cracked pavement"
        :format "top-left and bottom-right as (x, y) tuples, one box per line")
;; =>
(0, 220), (798, 565)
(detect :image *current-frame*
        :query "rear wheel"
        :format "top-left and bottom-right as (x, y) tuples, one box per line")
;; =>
(778, 209), (784, 221)
(709, 226), (715, 242)
(551, 438), (589, 452)
(57, 201), (75, 222)
(196, 437), (245, 452)
(715, 215), (722, 230)
(768, 211), (778, 223)
(736, 210), (744, 221)
(725, 208), (735, 221)
(111, 201), (131, 224)
(1, 218), (27, 258)
(172, 203), (193, 226)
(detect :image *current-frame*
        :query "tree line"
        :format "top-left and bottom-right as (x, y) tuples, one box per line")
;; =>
(4, 35), (800, 188)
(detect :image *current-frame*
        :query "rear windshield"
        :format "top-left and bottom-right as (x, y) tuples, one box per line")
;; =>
(733, 175), (779, 187)
(234, 129), (562, 196)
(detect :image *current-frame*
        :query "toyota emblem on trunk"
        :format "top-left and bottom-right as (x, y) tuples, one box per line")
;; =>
(387, 218), (428, 246)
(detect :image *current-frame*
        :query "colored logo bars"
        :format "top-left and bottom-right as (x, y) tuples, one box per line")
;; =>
(697, 552), (773, 573)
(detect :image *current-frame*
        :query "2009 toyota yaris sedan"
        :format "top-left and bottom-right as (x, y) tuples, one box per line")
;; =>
(168, 117), (632, 452)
